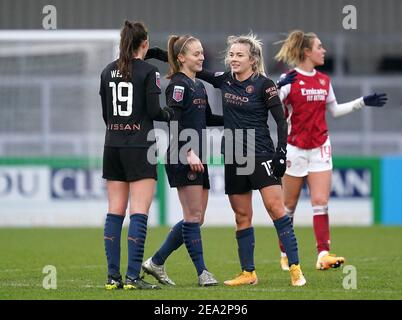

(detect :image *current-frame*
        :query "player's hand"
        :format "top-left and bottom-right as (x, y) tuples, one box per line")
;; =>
(363, 93), (388, 107)
(272, 147), (287, 178)
(187, 150), (204, 173)
(144, 47), (168, 62)
(276, 70), (297, 89)
(163, 106), (175, 121)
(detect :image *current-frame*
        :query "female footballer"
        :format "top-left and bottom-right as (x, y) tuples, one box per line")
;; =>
(142, 35), (222, 287)
(100, 20), (172, 290)
(196, 34), (306, 287)
(274, 30), (387, 271)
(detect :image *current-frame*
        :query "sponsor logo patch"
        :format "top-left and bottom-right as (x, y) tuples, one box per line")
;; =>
(265, 86), (278, 100)
(173, 85), (185, 102)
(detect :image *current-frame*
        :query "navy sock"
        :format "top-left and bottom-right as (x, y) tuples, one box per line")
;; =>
(274, 215), (299, 266)
(236, 227), (255, 272)
(182, 222), (206, 276)
(104, 213), (125, 276)
(126, 214), (148, 279)
(152, 220), (184, 265)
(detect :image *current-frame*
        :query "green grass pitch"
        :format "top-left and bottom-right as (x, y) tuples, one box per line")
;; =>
(1, 226), (401, 300)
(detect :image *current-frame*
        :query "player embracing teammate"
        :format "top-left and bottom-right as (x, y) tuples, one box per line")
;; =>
(100, 21), (173, 290)
(145, 34), (307, 287)
(100, 24), (387, 290)
(143, 34), (222, 287)
(196, 34), (306, 287)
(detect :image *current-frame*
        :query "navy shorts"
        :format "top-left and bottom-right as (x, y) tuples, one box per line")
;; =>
(165, 163), (210, 189)
(102, 147), (157, 182)
(224, 156), (281, 195)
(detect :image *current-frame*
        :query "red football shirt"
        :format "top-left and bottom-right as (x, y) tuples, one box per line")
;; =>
(282, 68), (335, 149)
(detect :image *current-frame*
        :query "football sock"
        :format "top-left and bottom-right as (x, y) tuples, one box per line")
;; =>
(274, 215), (299, 266)
(126, 213), (148, 279)
(313, 206), (330, 253)
(236, 227), (255, 272)
(279, 207), (295, 254)
(104, 213), (124, 277)
(152, 219), (184, 265)
(183, 221), (206, 276)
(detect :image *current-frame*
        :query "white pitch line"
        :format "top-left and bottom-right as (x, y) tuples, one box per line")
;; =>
(1, 282), (401, 295)
(0, 265), (104, 273)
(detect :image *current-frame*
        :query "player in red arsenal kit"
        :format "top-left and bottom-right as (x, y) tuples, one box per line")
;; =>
(275, 30), (387, 271)
(282, 70), (332, 149)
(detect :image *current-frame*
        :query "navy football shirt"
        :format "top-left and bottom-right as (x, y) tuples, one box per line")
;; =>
(166, 72), (223, 162)
(197, 70), (283, 157)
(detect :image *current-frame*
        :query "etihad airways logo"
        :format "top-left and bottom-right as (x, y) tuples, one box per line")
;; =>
(224, 93), (249, 105)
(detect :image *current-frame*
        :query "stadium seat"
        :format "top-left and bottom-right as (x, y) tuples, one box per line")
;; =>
(378, 55), (402, 73)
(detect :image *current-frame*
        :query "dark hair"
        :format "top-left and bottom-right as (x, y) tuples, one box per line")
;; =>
(166, 34), (198, 79)
(117, 20), (148, 80)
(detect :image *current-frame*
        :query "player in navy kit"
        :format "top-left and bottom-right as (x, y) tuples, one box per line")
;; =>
(142, 35), (222, 286)
(100, 20), (173, 290)
(274, 30), (387, 271)
(195, 34), (306, 286)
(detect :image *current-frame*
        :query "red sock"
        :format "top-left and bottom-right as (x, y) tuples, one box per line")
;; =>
(313, 213), (330, 254)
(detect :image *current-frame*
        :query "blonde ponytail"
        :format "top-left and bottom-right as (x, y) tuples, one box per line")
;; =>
(275, 30), (317, 66)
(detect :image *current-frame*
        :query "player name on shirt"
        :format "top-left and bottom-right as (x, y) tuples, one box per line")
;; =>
(110, 70), (123, 78)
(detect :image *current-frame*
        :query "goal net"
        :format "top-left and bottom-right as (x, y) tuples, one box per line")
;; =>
(0, 30), (121, 157)
(0, 30), (166, 226)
